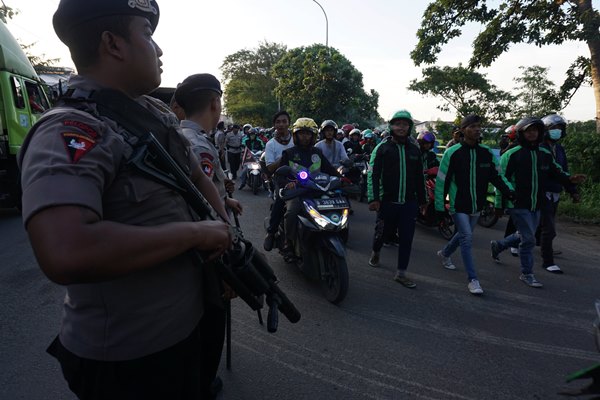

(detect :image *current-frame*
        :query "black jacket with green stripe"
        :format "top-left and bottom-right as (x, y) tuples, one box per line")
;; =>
(367, 139), (426, 205)
(435, 142), (513, 214)
(495, 144), (571, 211)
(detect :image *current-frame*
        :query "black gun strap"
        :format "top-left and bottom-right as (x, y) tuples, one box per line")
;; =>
(91, 90), (192, 173)
(91, 89), (168, 144)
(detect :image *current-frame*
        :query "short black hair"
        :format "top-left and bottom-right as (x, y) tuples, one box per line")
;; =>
(177, 89), (220, 116)
(64, 15), (134, 70)
(272, 110), (291, 124)
(217, 121), (225, 130)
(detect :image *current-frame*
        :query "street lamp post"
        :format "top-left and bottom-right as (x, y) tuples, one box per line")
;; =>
(312, 0), (329, 52)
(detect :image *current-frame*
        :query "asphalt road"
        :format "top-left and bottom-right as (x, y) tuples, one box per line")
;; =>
(1, 187), (599, 400)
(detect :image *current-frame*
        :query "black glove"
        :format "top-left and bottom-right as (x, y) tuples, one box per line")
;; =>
(435, 210), (447, 224)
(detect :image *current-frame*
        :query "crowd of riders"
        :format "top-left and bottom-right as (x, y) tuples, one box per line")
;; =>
(205, 108), (585, 296)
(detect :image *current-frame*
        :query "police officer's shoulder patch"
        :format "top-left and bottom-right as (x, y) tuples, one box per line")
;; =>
(61, 132), (97, 163)
(201, 160), (214, 177)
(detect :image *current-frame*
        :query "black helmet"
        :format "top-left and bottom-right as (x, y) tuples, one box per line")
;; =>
(320, 119), (338, 133)
(515, 117), (544, 145)
(542, 114), (567, 139)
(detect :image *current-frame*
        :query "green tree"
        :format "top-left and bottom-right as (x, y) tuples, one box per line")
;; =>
(220, 41), (287, 126)
(411, 0), (600, 133)
(0, 2), (16, 23)
(512, 65), (561, 118)
(19, 42), (60, 69)
(408, 64), (514, 123)
(272, 44), (380, 127)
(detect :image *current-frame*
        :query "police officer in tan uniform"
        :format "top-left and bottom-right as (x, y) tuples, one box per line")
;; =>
(176, 73), (243, 215)
(225, 124), (244, 179)
(18, 1), (231, 399)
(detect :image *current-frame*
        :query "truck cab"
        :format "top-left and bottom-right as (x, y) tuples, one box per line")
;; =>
(0, 21), (50, 208)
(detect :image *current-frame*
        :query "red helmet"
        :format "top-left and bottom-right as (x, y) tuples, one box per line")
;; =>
(504, 125), (517, 141)
(341, 124), (354, 134)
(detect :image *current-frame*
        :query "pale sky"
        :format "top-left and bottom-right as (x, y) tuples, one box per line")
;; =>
(8, 0), (597, 123)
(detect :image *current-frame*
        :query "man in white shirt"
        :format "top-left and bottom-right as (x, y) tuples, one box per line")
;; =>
(263, 110), (294, 251)
(315, 120), (349, 168)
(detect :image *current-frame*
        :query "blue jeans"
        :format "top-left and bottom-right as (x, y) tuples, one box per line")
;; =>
(495, 209), (540, 274)
(441, 213), (480, 281)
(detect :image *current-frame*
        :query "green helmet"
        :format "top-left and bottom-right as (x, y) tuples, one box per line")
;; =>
(388, 109), (413, 133)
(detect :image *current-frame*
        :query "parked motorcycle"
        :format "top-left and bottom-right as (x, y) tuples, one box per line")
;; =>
(416, 166), (455, 240)
(477, 183), (499, 228)
(267, 166), (350, 304)
(559, 300), (600, 397)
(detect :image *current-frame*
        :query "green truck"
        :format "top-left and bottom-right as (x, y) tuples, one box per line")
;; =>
(0, 21), (50, 208)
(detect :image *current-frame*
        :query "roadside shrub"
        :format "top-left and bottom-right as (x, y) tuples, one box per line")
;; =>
(562, 128), (600, 182)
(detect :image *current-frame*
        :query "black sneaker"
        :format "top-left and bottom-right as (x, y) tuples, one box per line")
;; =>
(263, 233), (275, 251)
(393, 272), (416, 288)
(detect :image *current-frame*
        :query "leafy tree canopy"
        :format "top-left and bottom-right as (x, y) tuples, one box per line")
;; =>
(220, 41), (287, 126)
(512, 65), (561, 118)
(408, 64), (514, 123)
(272, 44), (380, 127)
(411, 0), (600, 131)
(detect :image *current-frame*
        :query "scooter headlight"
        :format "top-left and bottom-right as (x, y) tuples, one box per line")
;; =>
(306, 205), (331, 229)
(340, 208), (349, 228)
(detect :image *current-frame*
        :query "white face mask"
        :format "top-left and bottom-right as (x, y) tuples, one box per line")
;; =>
(548, 128), (562, 140)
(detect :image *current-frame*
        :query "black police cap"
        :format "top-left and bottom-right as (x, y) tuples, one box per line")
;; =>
(174, 74), (223, 108)
(53, 0), (160, 43)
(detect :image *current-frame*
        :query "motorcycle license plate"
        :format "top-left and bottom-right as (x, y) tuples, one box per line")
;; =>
(314, 198), (349, 209)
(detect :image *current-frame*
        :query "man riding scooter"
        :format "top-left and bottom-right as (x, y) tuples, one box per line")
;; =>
(277, 118), (342, 256)
(238, 128), (265, 190)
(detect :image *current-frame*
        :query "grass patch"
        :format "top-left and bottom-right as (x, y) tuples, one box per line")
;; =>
(557, 181), (600, 225)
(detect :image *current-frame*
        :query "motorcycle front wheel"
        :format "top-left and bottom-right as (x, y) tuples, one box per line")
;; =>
(251, 175), (261, 195)
(478, 202), (499, 228)
(320, 249), (349, 304)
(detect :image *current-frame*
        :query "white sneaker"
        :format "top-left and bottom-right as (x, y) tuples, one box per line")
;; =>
(510, 247), (519, 257)
(545, 264), (563, 274)
(468, 279), (484, 295)
(437, 250), (456, 270)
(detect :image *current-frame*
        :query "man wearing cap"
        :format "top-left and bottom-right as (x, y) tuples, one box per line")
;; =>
(176, 73), (242, 215)
(434, 114), (514, 295)
(18, 1), (232, 398)
(225, 124), (244, 179)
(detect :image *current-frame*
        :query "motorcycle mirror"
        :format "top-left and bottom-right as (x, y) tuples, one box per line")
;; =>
(346, 148), (353, 155)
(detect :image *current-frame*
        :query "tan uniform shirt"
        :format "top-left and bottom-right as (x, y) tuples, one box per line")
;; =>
(180, 120), (227, 199)
(18, 75), (204, 361)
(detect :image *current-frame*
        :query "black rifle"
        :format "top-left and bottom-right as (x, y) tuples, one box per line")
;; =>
(90, 90), (301, 332)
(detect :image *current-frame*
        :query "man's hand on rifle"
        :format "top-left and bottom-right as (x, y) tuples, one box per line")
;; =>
(224, 178), (235, 195)
(222, 281), (238, 300)
(194, 221), (232, 262)
(225, 197), (243, 215)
